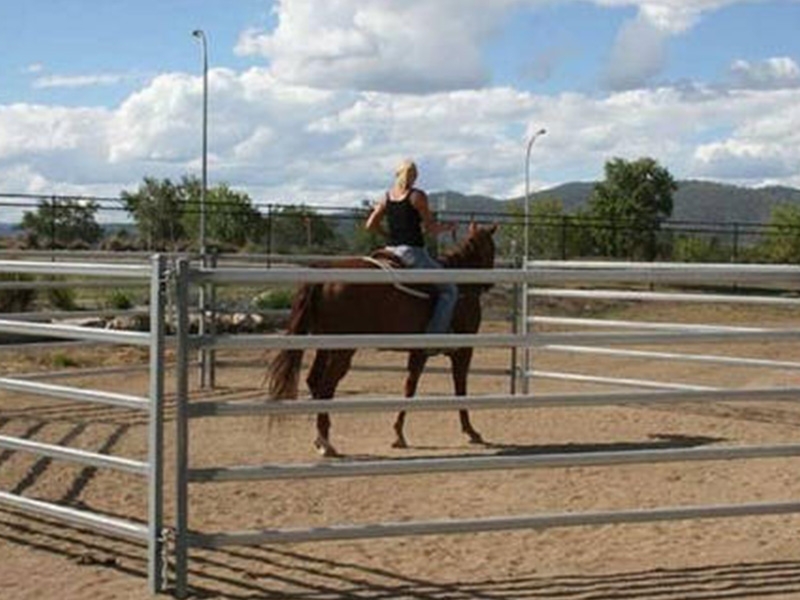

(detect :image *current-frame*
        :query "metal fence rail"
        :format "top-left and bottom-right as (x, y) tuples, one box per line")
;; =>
(188, 387), (800, 418)
(196, 263), (800, 286)
(189, 501), (800, 548)
(195, 328), (800, 352)
(531, 288), (800, 305)
(172, 258), (800, 598)
(0, 256), (166, 594)
(3, 254), (797, 597)
(0, 318), (151, 345)
(0, 490), (150, 541)
(0, 377), (150, 409)
(188, 442), (800, 483)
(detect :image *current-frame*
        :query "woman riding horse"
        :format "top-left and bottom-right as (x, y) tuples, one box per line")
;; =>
(366, 159), (458, 339)
(268, 165), (497, 457)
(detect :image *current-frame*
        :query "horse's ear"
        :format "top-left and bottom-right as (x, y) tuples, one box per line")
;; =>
(488, 222), (498, 235)
(468, 221), (478, 235)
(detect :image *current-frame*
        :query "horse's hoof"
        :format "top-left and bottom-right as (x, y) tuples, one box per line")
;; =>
(467, 433), (486, 445)
(314, 438), (340, 458)
(392, 437), (408, 449)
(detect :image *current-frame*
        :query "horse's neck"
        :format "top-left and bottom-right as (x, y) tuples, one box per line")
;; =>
(440, 246), (483, 269)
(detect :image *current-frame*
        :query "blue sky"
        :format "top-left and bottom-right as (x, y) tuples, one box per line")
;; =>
(1, 0), (800, 208)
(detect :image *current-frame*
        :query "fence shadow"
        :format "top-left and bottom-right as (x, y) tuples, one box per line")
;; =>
(3, 507), (800, 600)
(488, 433), (726, 457)
(182, 544), (800, 600)
(358, 433), (725, 461)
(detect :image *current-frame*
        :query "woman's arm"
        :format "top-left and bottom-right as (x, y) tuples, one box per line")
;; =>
(365, 197), (388, 236)
(410, 189), (456, 235)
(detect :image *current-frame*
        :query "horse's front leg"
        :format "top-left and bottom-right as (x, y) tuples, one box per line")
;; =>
(451, 348), (485, 445)
(314, 412), (337, 457)
(393, 350), (427, 448)
(308, 350), (354, 458)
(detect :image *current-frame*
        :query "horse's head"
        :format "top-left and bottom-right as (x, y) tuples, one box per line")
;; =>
(440, 222), (497, 271)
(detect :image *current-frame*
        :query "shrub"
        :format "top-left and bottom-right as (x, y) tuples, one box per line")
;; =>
(52, 352), (80, 368)
(0, 274), (35, 313)
(252, 288), (294, 311)
(47, 286), (78, 311)
(107, 289), (134, 310)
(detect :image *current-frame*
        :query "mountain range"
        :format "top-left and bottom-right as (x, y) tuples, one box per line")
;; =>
(429, 180), (800, 224)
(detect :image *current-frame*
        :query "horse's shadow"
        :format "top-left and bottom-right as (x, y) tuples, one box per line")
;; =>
(487, 433), (726, 457)
(345, 433), (725, 462)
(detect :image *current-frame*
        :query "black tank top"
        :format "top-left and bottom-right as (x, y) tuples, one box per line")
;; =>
(386, 191), (425, 247)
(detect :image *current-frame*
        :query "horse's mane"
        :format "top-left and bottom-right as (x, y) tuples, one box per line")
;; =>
(438, 227), (493, 269)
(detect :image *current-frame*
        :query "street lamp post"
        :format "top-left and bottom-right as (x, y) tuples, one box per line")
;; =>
(521, 127), (546, 396)
(192, 29), (212, 390)
(524, 128), (547, 261)
(191, 29), (208, 253)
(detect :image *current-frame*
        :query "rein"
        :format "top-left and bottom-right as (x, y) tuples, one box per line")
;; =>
(360, 256), (430, 300)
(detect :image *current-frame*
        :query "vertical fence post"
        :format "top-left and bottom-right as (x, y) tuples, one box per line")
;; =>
(266, 204), (273, 268)
(147, 254), (166, 593)
(49, 195), (57, 252)
(174, 258), (191, 598)
(520, 250), (530, 396)
(198, 251), (208, 389)
(509, 240), (518, 396)
(208, 250), (217, 389)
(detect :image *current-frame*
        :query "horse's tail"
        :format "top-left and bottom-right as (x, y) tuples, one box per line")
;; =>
(268, 284), (318, 400)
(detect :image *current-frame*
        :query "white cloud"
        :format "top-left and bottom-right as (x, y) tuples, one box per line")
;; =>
(23, 63), (44, 74)
(603, 13), (668, 90)
(235, 0), (515, 93)
(693, 140), (794, 179)
(691, 90), (800, 182)
(594, 0), (746, 33)
(0, 104), (110, 159)
(597, 0), (750, 90)
(233, 0), (759, 94)
(730, 57), (800, 90)
(32, 73), (129, 89)
(0, 164), (49, 193)
(3, 0), (800, 204)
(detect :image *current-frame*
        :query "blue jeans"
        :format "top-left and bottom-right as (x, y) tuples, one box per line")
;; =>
(387, 245), (458, 334)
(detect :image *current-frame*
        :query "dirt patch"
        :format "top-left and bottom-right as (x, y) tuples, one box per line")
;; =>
(2, 302), (800, 599)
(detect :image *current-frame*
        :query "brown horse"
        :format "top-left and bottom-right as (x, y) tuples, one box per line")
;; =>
(268, 222), (497, 457)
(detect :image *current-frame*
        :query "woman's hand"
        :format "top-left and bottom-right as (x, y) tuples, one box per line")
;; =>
(437, 221), (457, 234)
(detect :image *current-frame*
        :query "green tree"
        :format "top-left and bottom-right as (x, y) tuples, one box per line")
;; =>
(349, 201), (384, 254)
(179, 176), (266, 249)
(270, 205), (340, 253)
(588, 157), (677, 259)
(122, 176), (267, 251)
(672, 235), (730, 262)
(759, 204), (800, 263)
(503, 196), (569, 260)
(122, 177), (185, 250)
(20, 198), (102, 249)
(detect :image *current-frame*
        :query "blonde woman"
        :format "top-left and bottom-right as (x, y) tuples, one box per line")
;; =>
(365, 160), (458, 336)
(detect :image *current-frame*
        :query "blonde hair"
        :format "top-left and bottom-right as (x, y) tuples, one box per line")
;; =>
(394, 160), (418, 192)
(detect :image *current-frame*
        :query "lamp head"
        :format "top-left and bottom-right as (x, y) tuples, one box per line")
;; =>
(192, 29), (203, 38)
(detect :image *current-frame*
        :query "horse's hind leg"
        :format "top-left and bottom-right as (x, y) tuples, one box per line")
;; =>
(392, 350), (427, 449)
(307, 350), (355, 457)
(451, 348), (485, 445)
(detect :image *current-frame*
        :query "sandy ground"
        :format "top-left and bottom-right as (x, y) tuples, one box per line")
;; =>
(3, 302), (800, 599)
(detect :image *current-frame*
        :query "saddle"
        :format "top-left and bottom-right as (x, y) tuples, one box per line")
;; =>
(369, 248), (407, 270)
(364, 249), (432, 300)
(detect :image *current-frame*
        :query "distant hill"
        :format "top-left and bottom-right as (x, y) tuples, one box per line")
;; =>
(669, 181), (800, 223)
(430, 181), (800, 225)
